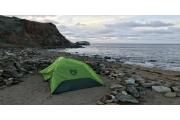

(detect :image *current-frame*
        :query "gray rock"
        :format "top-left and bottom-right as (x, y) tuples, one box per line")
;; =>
(103, 70), (110, 75)
(115, 93), (139, 104)
(5, 52), (16, 56)
(100, 94), (115, 103)
(164, 92), (176, 98)
(152, 86), (171, 93)
(110, 73), (118, 78)
(96, 100), (105, 105)
(137, 86), (146, 96)
(121, 90), (128, 95)
(0, 69), (3, 76)
(5, 78), (14, 86)
(172, 86), (180, 92)
(110, 83), (124, 90)
(134, 76), (144, 82)
(141, 82), (161, 88)
(111, 90), (119, 95)
(126, 85), (140, 98)
(125, 78), (135, 85)
(104, 95), (115, 103)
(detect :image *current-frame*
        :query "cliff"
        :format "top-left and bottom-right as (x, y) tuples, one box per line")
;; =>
(0, 15), (72, 48)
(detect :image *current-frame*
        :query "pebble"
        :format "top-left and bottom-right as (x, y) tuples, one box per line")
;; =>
(126, 85), (140, 98)
(172, 86), (180, 92)
(141, 82), (161, 88)
(115, 93), (139, 104)
(100, 94), (115, 104)
(103, 70), (110, 75)
(125, 78), (136, 85)
(121, 90), (128, 95)
(0, 69), (3, 73)
(164, 92), (176, 98)
(152, 86), (171, 93)
(110, 83), (124, 90)
(5, 78), (14, 86)
(96, 100), (105, 105)
(104, 95), (115, 103)
(0, 70), (3, 76)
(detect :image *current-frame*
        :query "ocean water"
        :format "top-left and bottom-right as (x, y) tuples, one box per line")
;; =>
(59, 43), (180, 71)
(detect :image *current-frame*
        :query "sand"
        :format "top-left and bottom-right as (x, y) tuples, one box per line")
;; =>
(1, 72), (180, 105)
(0, 73), (107, 105)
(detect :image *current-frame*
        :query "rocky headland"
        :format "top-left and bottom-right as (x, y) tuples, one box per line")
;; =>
(0, 15), (82, 48)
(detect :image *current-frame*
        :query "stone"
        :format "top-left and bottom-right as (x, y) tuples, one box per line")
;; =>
(96, 100), (105, 105)
(110, 83), (124, 90)
(111, 73), (118, 77)
(0, 69), (3, 73)
(5, 78), (14, 86)
(117, 72), (124, 77)
(28, 71), (33, 74)
(121, 91), (128, 95)
(104, 95), (115, 103)
(0, 69), (3, 76)
(126, 85), (140, 98)
(103, 70), (111, 75)
(125, 78), (136, 85)
(152, 86), (171, 93)
(172, 86), (180, 92)
(164, 92), (176, 98)
(134, 76), (144, 82)
(115, 93), (139, 104)
(100, 94), (115, 103)
(111, 90), (119, 95)
(137, 86), (146, 96)
(141, 82), (161, 88)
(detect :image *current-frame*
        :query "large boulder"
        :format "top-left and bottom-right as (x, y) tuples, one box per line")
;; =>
(0, 15), (72, 48)
(75, 41), (90, 46)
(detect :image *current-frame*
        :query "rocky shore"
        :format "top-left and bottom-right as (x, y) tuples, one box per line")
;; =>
(0, 48), (180, 105)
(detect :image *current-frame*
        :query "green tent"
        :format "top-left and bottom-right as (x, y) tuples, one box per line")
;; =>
(40, 57), (104, 94)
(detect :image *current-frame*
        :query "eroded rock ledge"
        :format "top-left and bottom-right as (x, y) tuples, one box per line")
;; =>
(0, 15), (72, 48)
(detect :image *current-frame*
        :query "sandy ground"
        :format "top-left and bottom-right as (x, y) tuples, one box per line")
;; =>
(0, 73), (107, 105)
(1, 72), (180, 105)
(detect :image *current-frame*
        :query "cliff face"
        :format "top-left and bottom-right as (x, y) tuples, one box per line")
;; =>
(0, 15), (72, 48)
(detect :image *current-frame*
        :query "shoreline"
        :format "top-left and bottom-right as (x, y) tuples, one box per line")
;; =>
(0, 48), (180, 104)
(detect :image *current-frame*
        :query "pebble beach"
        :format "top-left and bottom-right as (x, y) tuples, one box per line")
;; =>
(0, 48), (180, 105)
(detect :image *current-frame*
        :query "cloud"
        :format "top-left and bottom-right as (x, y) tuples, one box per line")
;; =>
(12, 15), (180, 43)
(105, 21), (174, 28)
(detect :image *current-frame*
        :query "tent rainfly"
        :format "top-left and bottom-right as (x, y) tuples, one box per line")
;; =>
(40, 57), (104, 94)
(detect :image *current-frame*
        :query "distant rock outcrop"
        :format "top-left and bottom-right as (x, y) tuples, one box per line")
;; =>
(0, 15), (72, 48)
(75, 41), (90, 46)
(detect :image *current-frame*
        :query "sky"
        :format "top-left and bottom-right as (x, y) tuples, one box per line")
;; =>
(15, 15), (180, 44)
